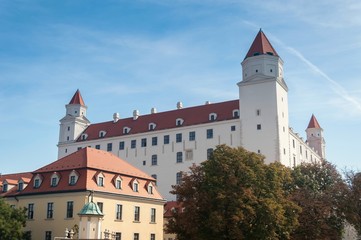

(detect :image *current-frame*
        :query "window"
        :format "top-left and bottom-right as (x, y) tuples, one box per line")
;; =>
(292, 139), (295, 148)
(28, 203), (34, 219)
(189, 131), (196, 141)
(51, 174), (59, 187)
(176, 118), (184, 126)
(149, 123), (156, 131)
(164, 135), (170, 144)
(119, 141), (125, 150)
(98, 176), (104, 187)
(134, 233), (139, 240)
(151, 174), (157, 185)
(300, 146), (302, 154)
(116, 179), (122, 189)
(81, 134), (87, 140)
(176, 152), (183, 163)
(18, 181), (24, 191)
(99, 131), (106, 138)
(69, 175), (76, 185)
(233, 109), (239, 118)
(47, 202), (54, 219)
(107, 143), (113, 151)
(115, 232), (122, 240)
(152, 137), (158, 146)
(141, 138), (147, 147)
(257, 124), (261, 130)
(148, 184), (153, 194)
(66, 201), (73, 218)
(133, 181), (139, 192)
(207, 148), (213, 159)
(150, 208), (156, 223)
(116, 204), (123, 220)
(143, 161), (146, 166)
(95, 144), (100, 150)
(150, 234), (156, 240)
(151, 155), (157, 166)
(45, 231), (52, 240)
(69, 170), (78, 185)
(134, 206), (140, 221)
(131, 140), (136, 149)
(176, 172), (182, 185)
(77, 147), (82, 150)
(123, 127), (130, 134)
(176, 133), (182, 143)
(97, 202), (103, 213)
(34, 174), (42, 188)
(209, 113), (217, 121)
(185, 149), (193, 160)
(231, 125), (236, 131)
(67, 126), (70, 131)
(206, 129), (213, 139)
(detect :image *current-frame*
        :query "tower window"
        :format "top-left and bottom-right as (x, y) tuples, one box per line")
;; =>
(255, 69), (258, 73)
(256, 109), (261, 116)
(257, 124), (261, 130)
(176, 152), (183, 163)
(231, 126), (236, 131)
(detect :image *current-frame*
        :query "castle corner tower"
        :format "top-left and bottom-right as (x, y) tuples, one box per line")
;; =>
(238, 29), (290, 165)
(58, 90), (90, 156)
(306, 114), (325, 159)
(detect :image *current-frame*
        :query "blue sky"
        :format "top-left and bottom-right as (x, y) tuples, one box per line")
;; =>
(1, 0), (360, 174)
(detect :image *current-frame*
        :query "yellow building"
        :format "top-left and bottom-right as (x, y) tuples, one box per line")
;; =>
(1, 147), (165, 240)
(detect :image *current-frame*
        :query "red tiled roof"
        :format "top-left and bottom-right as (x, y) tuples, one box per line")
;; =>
(69, 89), (85, 106)
(0, 172), (32, 184)
(164, 201), (182, 218)
(307, 114), (321, 129)
(15, 148), (163, 200)
(244, 29), (279, 59)
(78, 100), (239, 141)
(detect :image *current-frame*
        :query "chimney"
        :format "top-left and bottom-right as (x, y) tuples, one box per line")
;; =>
(133, 110), (140, 120)
(177, 101), (183, 109)
(151, 107), (157, 114)
(113, 113), (120, 123)
(205, 101), (211, 105)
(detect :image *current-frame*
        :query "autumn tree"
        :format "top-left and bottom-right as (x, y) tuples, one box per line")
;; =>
(344, 171), (361, 238)
(167, 145), (300, 240)
(0, 198), (27, 240)
(289, 160), (347, 240)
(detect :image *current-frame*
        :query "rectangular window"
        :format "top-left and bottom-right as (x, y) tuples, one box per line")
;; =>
(98, 177), (104, 187)
(231, 125), (236, 131)
(141, 138), (147, 147)
(66, 201), (73, 218)
(256, 109), (261, 116)
(151, 155), (157, 166)
(176, 152), (183, 163)
(116, 204), (123, 220)
(115, 232), (122, 240)
(131, 140), (136, 149)
(292, 139), (295, 148)
(45, 231), (52, 240)
(18, 182), (24, 191)
(107, 143), (113, 151)
(97, 202), (103, 213)
(176, 133), (182, 143)
(95, 144), (100, 149)
(300, 145), (302, 154)
(176, 172), (182, 185)
(27, 203), (34, 219)
(134, 233), (139, 240)
(134, 206), (140, 221)
(119, 141), (125, 150)
(47, 202), (54, 219)
(206, 129), (213, 139)
(164, 135), (170, 144)
(207, 148), (213, 159)
(150, 233), (155, 240)
(150, 208), (156, 223)
(152, 137), (158, 146)
(189, 131), (196, 141)
(185, 149), (193, 160)
(70, 175), (76, 185)
(51, 177), (57, 187)
(116, 179), (122, 189)
(257, 124), (261, 130)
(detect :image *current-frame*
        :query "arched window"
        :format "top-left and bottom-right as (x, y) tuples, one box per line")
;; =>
(99, 131), (107, 138)
(149, 123), (156, 131)
(176, 118), (184, 126)
(50, 173), (60, 187)
(69, 170), (79, 186)
(209, 113), (217, 121)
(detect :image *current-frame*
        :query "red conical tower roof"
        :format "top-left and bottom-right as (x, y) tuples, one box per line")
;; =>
(244, 29), (279, 59)
(307, 114), (321, 129)
(69, 89), (85, 106)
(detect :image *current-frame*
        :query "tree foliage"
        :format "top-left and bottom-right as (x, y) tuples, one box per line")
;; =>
(289, 160), (347, 240)
(344, 171), (361, 238)
(167, 145), (300, 240)
(0, 198), (27, 240)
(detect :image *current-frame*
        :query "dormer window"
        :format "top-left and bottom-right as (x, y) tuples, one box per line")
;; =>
(123, 127), (131, 134)
(147, 182), (154, 194)
(18, 180), (24, 191)
(149, 123), (156, 131)
(81, 134), (88, 140)
(99, 131), (106, 138)
(114, 176), (122, 189)
(132, 179), (139, 192)
(50, 173), (60, 187)
(233, 109), (240, 118)
(2, 182), (8, 192)
(33, 174), (42, 188)
(69, 170), (79, 186)
(209, 113), (217, 121)
(176, 118), (184, 126)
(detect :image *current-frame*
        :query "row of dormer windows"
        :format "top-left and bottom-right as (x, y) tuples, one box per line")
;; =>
(79, 110), (240, 141)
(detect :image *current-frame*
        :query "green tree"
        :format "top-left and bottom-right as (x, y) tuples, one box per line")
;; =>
(0, 198), (27, 240)
(290, 160), (347, 240)
(167, 145), (300, 240)
(344, 171), (361, 238)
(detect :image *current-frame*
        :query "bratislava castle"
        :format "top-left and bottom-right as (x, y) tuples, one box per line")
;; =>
(57, 30), (325, 200)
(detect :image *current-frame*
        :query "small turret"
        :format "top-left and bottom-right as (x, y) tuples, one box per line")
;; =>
(306, 114), (325, 159)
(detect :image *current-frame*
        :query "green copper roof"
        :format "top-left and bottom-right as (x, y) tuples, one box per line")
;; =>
(78, 201), (103, 216)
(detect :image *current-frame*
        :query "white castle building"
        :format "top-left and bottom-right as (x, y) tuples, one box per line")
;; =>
(57, 30), (325, 200)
